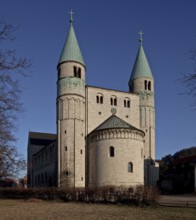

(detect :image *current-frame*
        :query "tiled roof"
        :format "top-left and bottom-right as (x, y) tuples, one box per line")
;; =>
(93, 115), (143, 133)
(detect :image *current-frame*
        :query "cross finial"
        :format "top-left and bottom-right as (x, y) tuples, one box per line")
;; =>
(68, 9), (75, 23)
(138, 30), (143, 44)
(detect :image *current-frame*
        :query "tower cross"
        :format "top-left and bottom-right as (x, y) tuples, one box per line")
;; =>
(138, 30), (143, 44)
(68, 9), (75, 23)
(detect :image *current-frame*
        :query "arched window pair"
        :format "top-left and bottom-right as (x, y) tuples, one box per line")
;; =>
(111, 96), (117, 106)
(128, 162), (133, 173)
(73, 66), (81, 78)
(124, 98), (130, 108)
(144, 80), (151, 91)
(96, 93), (103, 104)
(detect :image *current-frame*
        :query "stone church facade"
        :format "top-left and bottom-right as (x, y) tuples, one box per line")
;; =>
(27, 13), (159, 188)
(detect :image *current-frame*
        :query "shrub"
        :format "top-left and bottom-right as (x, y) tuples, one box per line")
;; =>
(0, 185), (159, 206)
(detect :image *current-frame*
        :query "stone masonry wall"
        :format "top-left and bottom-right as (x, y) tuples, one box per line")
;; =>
(88, 129), (144, 187)
(86, 86), (140, 134)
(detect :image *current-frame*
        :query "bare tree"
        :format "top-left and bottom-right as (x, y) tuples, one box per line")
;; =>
(0, 19), (31, 179)
(181, 49), (196, 100)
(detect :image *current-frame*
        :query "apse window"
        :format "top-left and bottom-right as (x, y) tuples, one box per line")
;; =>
(128, 162), (133, 173)
(109, 146), (115, 157)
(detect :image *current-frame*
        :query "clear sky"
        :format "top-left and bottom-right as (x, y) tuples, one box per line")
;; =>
(1, 0), (196, 161)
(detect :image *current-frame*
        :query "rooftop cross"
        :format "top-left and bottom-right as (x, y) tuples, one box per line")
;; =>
(68, 9), (75, 23)
(138, 30), (143, 44)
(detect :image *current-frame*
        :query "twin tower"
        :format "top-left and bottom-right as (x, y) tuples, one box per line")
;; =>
(56, 13), (158, 188)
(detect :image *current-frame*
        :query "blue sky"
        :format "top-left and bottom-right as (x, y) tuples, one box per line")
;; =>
(1, 0), (196, 161)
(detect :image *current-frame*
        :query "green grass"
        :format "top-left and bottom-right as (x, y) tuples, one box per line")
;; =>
(0, 199), (195, 220)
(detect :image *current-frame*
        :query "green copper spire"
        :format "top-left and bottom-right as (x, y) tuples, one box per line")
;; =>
(129, 32), (153, 81)
(58, 10), (85, 66)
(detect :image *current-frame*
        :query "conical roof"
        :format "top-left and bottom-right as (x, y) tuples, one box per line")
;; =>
(129, 41), (153, 82)
(93, 114), (144, 133)
(58, 18), (85, 66)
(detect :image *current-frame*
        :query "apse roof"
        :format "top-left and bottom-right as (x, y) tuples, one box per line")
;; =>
(93, 114), (143, 133)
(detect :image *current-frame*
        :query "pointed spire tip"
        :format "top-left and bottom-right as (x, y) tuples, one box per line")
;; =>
(68, 9), (75, 24)
(138, 30), (143, 44)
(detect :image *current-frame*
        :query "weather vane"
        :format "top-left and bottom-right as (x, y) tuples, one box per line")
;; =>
(138, 30), (143, 44)
(68, 9), (75, 23)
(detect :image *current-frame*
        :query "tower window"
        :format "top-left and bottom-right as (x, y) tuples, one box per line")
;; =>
(78, 68), (81, 78)
(65, 146), (67, 151)
(109, 146), (115, 157)
(73, 66), (81, 78)
(144, 80), (152, 91)
(128, 162), (133, 173)
(74, 66), (77, 77)
(144, 80), (147, 90)
(80, 149), (83, 154)
(148, 81), (151, 91)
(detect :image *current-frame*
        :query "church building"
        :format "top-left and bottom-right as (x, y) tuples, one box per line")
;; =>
(27, 12), (159, 188)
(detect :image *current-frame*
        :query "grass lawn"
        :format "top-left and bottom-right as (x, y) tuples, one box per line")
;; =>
(0, 199), (195, 220)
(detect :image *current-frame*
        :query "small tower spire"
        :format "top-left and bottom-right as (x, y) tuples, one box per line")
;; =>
(138, 30), (143, 44)
(58, 9), (85, 67)
(68, 9), (75, 24)
(129, 31), (153, 82)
